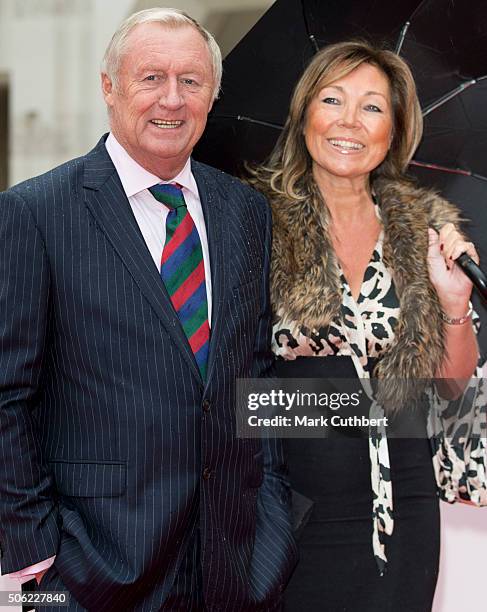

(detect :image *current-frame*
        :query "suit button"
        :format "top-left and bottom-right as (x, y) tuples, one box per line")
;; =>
(202, 467), (212, 480)
(202, 399), (211, 413)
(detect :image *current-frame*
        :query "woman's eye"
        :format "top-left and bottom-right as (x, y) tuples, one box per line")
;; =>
(322, 97), (340, 105)
(365, 104), (382, 112)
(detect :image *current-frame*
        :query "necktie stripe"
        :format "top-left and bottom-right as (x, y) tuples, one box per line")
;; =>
(189, 321), (210, 355)
(195, 344), (209, 380)
(170, 260), (206, 311)
(196, 350), (208, 379)
(163, 240), (203, 294)
(150, 183), (184, 207)
(149, 183), (210, 379)
(162, 225), (202, 279)
(178, 284), (208, 328)
(163, 193), (183, 208)
(195, 340), (209, 364)
(161, 211), (194, 263)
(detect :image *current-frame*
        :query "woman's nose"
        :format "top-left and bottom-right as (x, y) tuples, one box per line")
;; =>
(337, 104), (360, 128)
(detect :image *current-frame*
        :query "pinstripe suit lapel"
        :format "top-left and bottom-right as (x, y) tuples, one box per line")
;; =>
(192, 161), (228, 386)
(83, 140), (202, 383)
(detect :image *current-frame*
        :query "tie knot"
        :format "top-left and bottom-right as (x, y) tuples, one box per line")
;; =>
(149, 183), (186, 209)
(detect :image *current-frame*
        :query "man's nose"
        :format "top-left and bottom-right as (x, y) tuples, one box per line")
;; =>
(158, 78), (184, 110)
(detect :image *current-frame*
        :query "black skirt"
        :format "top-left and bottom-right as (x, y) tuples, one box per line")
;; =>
(277, 357), (440, 612)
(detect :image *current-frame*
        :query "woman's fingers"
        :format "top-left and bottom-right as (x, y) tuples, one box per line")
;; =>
(438, 224), (479, 268)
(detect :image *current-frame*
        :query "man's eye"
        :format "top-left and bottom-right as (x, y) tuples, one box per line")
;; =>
(365, 104), (382, 112)
(181, 78), (197, 86)
(145, 75), (157, 81)
(322, 97), (340, 105)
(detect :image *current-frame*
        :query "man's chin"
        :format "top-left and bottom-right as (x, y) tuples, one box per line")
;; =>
(136, 145), (191, 178)
(143, 139), (189, 161)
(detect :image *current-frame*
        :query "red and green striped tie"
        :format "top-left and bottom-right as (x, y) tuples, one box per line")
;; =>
(149, 183), (210, 379)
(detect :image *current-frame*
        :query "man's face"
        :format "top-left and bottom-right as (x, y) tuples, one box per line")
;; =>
(102, 22), (215, 178)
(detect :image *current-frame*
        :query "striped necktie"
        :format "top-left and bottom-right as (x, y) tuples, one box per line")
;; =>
(149, 183), (210, 379)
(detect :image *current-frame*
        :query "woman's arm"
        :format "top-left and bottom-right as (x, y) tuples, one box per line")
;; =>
(428, 225), (480, 396)
(438, 314), (478, 378)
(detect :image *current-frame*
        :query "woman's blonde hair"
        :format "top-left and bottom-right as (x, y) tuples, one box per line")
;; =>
(253, 40), (423, 199)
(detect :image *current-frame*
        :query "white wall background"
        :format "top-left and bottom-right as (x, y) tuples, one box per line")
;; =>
(0, 0), (135, 185)
(0, 0), (273, 187)
(433, 504), (487, 611)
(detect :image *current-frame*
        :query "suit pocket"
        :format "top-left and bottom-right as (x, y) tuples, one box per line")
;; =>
(49, 460), (127, 498)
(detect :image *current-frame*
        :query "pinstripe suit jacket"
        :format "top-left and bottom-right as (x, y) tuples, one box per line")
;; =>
(0, 137), (297, 611)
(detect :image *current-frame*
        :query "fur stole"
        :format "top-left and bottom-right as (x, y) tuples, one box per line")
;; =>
(270, 177), (464, 409)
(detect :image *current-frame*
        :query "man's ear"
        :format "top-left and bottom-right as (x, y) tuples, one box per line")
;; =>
(101, 73), (114, 107)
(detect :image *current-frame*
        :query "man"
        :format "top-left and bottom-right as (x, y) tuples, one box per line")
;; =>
(0, 8), (296, 611)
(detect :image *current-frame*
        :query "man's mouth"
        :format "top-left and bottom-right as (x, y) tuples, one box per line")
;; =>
(150, 120), (183, 129)
(327, 138), (365, 151)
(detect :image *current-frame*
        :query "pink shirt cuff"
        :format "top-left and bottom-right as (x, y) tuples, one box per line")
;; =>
(6, 556), (56, 584)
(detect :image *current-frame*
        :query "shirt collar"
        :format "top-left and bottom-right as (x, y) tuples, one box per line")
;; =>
(105, 133), (197, 198)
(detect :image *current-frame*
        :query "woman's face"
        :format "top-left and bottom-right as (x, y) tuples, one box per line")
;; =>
(303, 63), (393, 185)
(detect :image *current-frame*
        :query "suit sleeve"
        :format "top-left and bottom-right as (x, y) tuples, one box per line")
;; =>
(249, 193), (298, 596)
(249, 192), (275, 381)
(0, 190), (60, 573)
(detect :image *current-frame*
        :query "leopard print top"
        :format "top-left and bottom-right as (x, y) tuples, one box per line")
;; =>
(272, 229), (486, 574)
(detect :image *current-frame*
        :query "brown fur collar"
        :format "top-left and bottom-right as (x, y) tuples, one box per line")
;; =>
(271, 177), (463, 407)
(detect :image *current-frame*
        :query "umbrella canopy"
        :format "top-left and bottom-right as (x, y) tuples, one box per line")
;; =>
(194, 0), (487, 357)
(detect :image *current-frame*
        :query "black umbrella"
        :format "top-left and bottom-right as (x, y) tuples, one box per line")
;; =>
(194, 0), (487, 356)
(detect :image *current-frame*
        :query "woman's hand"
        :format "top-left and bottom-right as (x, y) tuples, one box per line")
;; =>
(427, 224), (479, 316)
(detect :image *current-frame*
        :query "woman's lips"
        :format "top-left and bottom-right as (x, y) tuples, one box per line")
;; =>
(327, 138), (365, 152)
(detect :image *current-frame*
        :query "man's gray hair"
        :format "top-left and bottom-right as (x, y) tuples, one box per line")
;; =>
(101, 7), (222, 100)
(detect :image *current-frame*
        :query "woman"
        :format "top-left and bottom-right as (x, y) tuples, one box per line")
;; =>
(252, 42), (481, 611)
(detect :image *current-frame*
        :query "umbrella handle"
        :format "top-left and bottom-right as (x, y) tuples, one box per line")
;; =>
(457, 253), (487, 303)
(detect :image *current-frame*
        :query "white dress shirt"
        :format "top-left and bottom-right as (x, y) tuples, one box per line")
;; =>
(105, 133), (213, 323)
